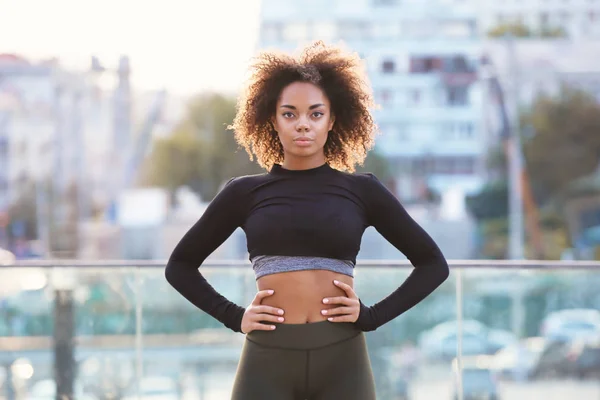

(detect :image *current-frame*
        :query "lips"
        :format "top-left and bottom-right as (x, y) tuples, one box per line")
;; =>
(294, 137), (314, 147)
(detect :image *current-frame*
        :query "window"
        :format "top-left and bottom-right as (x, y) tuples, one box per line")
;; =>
(458, 122), (474, 138)
(428, 156), (476, 175)
(447, 86), (469, 106)
(376, 89), (394, 107)
(410, 89), (422, 106)
(443, 56), (471, 73)
(382, 60), (396, 74)
(410, 57), (443, 73)
(439, 121), (474, 140)
(453, 156), (475, 174)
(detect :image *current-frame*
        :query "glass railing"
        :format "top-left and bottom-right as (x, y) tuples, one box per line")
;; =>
(1, 260), (600, 400)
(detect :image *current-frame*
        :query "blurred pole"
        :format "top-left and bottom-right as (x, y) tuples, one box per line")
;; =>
(455, 269), (464, 400)
(53, 288), (75, 400)
(505, 34), (525, 261)
(3, 363), (15, 400)
(51, 76), (76, 400)
(134, 268), (144, 397)
(34, 179), (50, 257)
(505, 34), (526, 339)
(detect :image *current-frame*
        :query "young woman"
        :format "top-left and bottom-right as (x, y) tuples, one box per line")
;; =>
(165, 41), (449, 400)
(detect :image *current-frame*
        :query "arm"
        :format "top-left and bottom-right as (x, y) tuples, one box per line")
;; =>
(355, 174), (449, 331)
(165, 177), (247, 332)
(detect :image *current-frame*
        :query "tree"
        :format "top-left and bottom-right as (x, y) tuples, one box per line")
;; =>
(357, 149), (392, 182)
(487, 23), (567, 38)
(141, 93), (262, 200)
(488, 22), (533, 38)
(522, 87), (600, 202)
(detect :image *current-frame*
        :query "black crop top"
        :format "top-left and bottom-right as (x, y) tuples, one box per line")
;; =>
(165, 163), (449, 333)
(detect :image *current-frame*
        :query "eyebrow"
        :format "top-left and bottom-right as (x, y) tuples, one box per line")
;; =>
(280, 103), (326, 110)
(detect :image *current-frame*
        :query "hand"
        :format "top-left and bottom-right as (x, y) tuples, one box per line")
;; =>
(321, 280), (360, 323)
(241, 289), (285, 334)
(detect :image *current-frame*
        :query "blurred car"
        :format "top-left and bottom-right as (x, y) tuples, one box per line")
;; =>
(529, 339), (572, 379)
(0, 248), (15, 265)
(564, 335), (600, 379)
(540, 308), (600, 343)
(121, 376), (179, 400)
(491, 337), (546, 381)
(28, 379), (97, 400)
(452, 356), (499, 400)
(392, 375), (410, 400)
(419, 320), (516, 360)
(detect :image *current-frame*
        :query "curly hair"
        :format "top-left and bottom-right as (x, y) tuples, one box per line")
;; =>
(228, 41), (379, 172)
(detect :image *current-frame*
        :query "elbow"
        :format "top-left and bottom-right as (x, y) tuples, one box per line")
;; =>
(164, 257), (200, 286)
(413, 250), (449, 284)
(437, 260), (450, 284)
(429, 250), (450, 284)
(164, 258), (186, 286)
(164, 260), (176, 286)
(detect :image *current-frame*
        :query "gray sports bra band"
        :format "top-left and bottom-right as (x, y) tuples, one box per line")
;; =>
(251, 255), (355, 280)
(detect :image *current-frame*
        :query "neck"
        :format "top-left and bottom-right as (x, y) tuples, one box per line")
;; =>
(281, 153), (327, 171)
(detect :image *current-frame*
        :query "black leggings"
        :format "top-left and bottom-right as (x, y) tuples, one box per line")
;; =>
(231, 320), (376, 400)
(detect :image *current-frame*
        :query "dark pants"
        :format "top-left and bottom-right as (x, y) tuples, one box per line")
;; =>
(231, 320), (376, 400)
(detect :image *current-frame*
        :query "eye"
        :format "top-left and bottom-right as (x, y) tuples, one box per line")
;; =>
(282, 112), (295, 118)
(312, 111), (324, 118)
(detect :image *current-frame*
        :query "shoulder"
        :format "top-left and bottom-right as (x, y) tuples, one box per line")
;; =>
(333, 169), (384, 191)
(220, 172), (271, 194)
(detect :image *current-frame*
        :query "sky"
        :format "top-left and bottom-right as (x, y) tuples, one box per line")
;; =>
(1, 0), (263, 96)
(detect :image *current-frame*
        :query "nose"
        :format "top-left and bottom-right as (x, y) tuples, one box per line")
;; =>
(296, 116), (309, 132)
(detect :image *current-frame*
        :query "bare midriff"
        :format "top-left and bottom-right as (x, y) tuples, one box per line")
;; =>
(256, 269), (354, 324)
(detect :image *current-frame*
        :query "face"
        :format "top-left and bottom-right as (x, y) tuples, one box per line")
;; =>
(272, 81), (335, 166)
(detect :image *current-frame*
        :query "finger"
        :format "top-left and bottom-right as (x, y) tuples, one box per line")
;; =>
(333, 280), (357, 299)
(252, 289), (275, 305)
(254, 313), (285, 323)
(321, 307), (354, 316)
(253, 305), (285, 316)
(252, 322), (277, 331)
(327, 314), (358, 323)
(323, 296), (354, 305)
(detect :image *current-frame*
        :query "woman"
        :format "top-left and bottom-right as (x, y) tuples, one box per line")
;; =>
(165, 41), (449, 400)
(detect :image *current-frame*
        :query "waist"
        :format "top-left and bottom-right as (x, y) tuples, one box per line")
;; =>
(246, 320), (360, 350)
(256, 269), (354, 324)
(251, 255), (355, 280)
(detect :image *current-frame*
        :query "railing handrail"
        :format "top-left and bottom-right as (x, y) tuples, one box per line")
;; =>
(2, 259), (600, 269)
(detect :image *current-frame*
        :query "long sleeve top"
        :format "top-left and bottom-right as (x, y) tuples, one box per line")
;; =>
(165, 162), (449, 333)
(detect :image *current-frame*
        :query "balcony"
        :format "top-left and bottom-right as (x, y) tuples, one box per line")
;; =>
(1, 260), (600, 399)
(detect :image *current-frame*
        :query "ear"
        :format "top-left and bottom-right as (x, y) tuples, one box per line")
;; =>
(270, 116), (279, 133)
(328, 114), (335, 131)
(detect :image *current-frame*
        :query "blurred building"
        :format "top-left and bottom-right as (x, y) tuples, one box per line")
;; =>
(257, 0), (486, 202)
(476, 0), (600, 39)
(481, 39), (600, 147)
(0, 53), (173, 257)
(0, 55), (56, 209)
